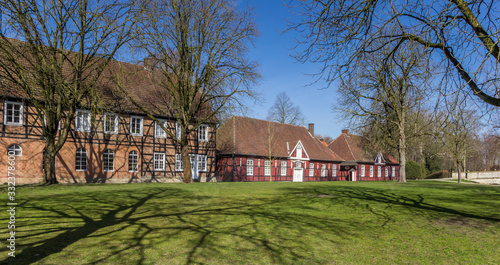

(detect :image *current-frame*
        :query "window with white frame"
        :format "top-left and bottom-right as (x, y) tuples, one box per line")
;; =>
(361, 165), (365, 177)
(176, 122), (181, 140)
(280, 161), (287, 176)
(103, 150), (114, 172)
(198, 124), (208, 142)
(130, 116), (143, 136)
(155, 119), (168, 138)
(7, 144), (22, 156)
(321, 164), (327, 177)
(264, 160), (271, 176)
(385, 166), (389, 177)
(247, 159), (254, 176)
(332, 164), (337, 177)
(309, 162), (314, 176)
(129, 151), (139, 172)
(392, 166), (396, 177)
(198, 155), (207, 171)
(154, 153), (165, 171)
(4, 101), (23, 126)
(103, 113), (118, 134)
(175, 154), (183, 171)
(377, 166), (381, 177)
(370, 166), (374, 177)
(75, 110), (91, 132)
(75, 148), (87, 171)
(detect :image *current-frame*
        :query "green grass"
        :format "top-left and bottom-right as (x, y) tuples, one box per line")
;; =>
(1, 181), (499, 264)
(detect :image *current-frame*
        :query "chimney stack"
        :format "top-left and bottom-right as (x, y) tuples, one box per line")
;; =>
(308, 123), (314, 136)
(342, 129), (349, 135)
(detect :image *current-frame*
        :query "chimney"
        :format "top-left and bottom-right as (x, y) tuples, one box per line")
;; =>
(308, 123), (314, 136)
(342, 129), (349, 135)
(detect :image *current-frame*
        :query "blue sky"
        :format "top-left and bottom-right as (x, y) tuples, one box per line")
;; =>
(239, 0), (348, 138)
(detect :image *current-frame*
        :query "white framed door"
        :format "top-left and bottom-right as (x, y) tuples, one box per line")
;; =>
(352, 171), (357, 181)
(189, 154), (198, 180)
(293, 168), (303, 182)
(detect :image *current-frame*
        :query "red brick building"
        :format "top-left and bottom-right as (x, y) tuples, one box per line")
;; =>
(0, 60), (216, 184)
(216, 116), (346, 182)
(328, 130), (399, 181)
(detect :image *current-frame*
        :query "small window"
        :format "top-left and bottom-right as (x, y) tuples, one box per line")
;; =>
(332, 164), (337, 177)
(176, 121), (181, 140)
(198, 124), (208, 142)
(377, 166), (381, 177)
(264, 160), (271, 176)
(129, 151), (139, 172)
(75, 110), (91, 132)
(75, 148), (87, 171)
(155, 119), (168, 138)
(103, 149), (114, 172)
(392, 166), (396, 177)
(321, 164), (326, 177)
(154, 153), (165, 171)
(370, 166), (374, 177)
(197, 155), (207, 172)
(4, 101), (23, 126)
(247, 159), (254, 176)
(309, 162), (314, 176)
(361, 165), (365, 177)
(7, 144), (22, 156)
(130, 116), (143, 136)
(103, 113), (118, 134)
(175, 154), (183, 171)
(280, 161), (287, 176)
(385, 166), (389, 177)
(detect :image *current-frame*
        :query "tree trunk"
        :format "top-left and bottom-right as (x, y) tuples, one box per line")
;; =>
(42, 142), (58, 185)
(181, 145), (192, 183)
(457, 159), (462, 184)
(398, 124), (407, 183)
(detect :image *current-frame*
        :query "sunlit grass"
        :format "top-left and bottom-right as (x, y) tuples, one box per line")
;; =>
(0, 181), (499, 264)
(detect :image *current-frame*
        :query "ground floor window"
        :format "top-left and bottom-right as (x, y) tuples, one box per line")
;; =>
(247, 159), (254, 175)
(154, 153), (165, 171)
(321, 164), (326, 177)
(129, 151), (139, 172)
(175, 154), (183, 171)
(332, 164), (337, 177)
(198, 155), (207, 171)
(75, 148), (87, 171)
(264, 160), (271, 176)
(281, 161), (287, 176)
(309, 162), (314, 176)
(103, 150), (114, 172)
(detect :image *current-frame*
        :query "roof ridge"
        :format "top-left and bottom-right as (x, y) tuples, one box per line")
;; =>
(232, 115), (310, 130)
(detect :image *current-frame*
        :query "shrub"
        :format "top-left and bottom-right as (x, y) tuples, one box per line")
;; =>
(425, 170), (449, 179)
(406, 160), (426, 180)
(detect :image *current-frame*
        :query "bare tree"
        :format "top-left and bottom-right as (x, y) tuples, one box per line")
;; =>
(267, 92), (306, 125)
(0, 0), (136, 184)
(121, 0), (259, 183)
(288, 0), (500, 107)
(336, 41), (437, 183)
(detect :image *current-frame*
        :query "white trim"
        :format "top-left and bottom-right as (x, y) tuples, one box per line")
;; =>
(370, 165), (374, 177)
(198, 124), (208, 142)
(361, 165), (365, 177)
(309, 162), (314, 176)
(197, 155), (207, 172)
(75, 148), (87, 171)
(264, 160), (271, 176)
(153, 153), (165, 171)
(289, 140), (310, 161)
(280, 161), (287, 176)
(128, 151), (139, 172)
(392, 166), (396, 177)
(103, 149), (114, 172)
(103, 112), (119, 134)
(130, 116), (143, 136)
(321, 164), (326, 177)
(4, 101), (24, 126)
(176, 122), (181, 140)
(247, 159), (254, 176)
(175, 154), (183, 171)
(75, 109), (91, 132)
(332, 164), (337, 177)
(155, 119), (168, 138)
(377, 166), (381, 177)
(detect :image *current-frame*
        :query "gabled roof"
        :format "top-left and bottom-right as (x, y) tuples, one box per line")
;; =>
(328, 130), (399, 164)
(217, 116), (343, 161)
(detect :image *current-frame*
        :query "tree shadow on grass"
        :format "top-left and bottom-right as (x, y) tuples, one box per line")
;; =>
(1, 184), (357, 265)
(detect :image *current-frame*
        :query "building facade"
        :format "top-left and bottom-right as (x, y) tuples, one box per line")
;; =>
(0, 64), (216, 184)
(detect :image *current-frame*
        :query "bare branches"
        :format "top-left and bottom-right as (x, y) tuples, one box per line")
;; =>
(267, 92), (306, 126)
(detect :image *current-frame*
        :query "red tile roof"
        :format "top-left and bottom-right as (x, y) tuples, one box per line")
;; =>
(217, 116), (343, 161)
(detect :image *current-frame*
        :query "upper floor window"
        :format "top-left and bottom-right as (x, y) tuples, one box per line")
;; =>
(361, 165), (365, 177)
(75, 148), (87, 171)
(280, 161), (287, 176)
(332, 164), (337, 177)
(75, 110), (91, 132)
(309, 162), (314, 176)
(130, 116), (143, 136)
(264, 160), (271, 176)
(7, 144), (22, 156)
(103, 149), (114, 172)
(4, 101), (23, 126)
(198, 124), (208, 142)
(247, 159), (254, 176)
(129, 151), (139, 172)
(176, 121), (181, 140)
(103, 113), (118, 134)
(154, 153), (165, 171)
(321, 164), (327, 177)
(155, 119), (168, 138)
(197, 155), (207, 172)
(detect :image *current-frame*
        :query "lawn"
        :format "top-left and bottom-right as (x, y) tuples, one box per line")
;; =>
(1, 181), (499, 264)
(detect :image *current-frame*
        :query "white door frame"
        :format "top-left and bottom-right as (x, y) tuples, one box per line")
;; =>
(293, 168), (303, 182)
(189, 154), (198, 180)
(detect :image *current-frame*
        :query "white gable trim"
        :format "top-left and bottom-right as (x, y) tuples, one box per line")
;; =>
(289, 140), (310, 161)
(374, 152), (386, 165)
